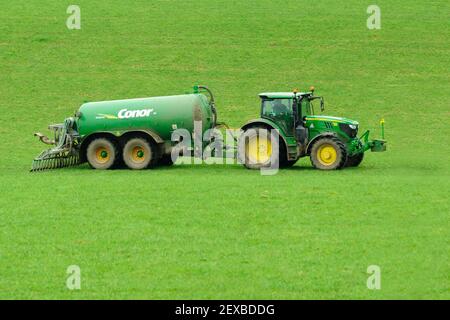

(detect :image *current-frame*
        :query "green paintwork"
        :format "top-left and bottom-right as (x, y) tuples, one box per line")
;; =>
(305, 115), (358, 126)
(76, 93), (214, 141)
(304, 115), (358, 149)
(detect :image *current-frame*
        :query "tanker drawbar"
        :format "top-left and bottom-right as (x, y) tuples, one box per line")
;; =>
(31, 118), (80, 171)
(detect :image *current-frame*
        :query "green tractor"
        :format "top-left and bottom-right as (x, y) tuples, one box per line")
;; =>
(240, 87), (386, 170)
(31, 85), (385, 171)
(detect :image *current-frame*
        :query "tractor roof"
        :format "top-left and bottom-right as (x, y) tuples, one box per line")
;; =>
(258, 92), (312, 99)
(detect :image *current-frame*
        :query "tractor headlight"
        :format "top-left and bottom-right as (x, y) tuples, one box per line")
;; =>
(349, 124), (357, 130)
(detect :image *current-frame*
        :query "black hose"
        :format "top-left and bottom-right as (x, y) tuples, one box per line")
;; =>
(197, 85), (217, 127)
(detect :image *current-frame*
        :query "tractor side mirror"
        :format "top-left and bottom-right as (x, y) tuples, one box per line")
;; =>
(320, 97), (325, 112)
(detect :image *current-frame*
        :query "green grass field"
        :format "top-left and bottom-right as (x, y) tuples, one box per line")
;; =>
(0, 0), (449, 299)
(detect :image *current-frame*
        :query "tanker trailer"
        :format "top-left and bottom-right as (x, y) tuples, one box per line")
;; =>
(31, 86), (217, 171)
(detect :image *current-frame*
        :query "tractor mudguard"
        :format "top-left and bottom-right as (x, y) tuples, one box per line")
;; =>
(241, 118), (296, 145)
(241, 118), (282, 132)
(241, 118), (296, 160)
(306, 132), (339, 155)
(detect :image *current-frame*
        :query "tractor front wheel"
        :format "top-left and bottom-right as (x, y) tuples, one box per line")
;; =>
(346, 152), (364, 167)
(310, 137), (347, 170)
(86, 138), (119, 170)
(122, 137), (155, 170)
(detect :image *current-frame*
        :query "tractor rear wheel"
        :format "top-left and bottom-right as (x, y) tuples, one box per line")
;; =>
(346, 152), (364, 167)
(122, 137), (155, 170)
(310, 137), (347, 170)
(240, 127), (277, 169)
(86, 138), (118, 170)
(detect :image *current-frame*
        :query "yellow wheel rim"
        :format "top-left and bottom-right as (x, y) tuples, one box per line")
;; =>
(95, 147), (110, 164)
(317, 144), (337, 166)
(247, 135), (272, 164)
(131, 146), (146, 163)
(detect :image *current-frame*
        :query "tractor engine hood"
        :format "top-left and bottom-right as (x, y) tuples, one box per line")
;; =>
(304, 115), (359, 126)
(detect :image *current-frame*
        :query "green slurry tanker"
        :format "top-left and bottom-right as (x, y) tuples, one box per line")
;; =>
(31, 85), (386, 171)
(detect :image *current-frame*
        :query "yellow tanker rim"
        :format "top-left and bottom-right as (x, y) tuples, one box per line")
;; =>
(131, 146), (146, 163)
(95, 146), (110, 164)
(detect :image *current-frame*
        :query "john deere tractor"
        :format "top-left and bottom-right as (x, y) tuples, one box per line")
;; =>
(240, 87), (386, 169)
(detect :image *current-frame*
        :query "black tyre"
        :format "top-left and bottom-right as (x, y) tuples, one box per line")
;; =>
(281, 159), (298, 168)
(86, 138), (118, 170)
(159, 154), (174, 166)
(278, 139), (297, 168)
(346, 152), (364, 167)
(122, 137), (155, 170)
(310, 137), (347, 170)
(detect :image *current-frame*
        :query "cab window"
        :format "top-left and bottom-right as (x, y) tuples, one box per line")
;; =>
(261, 98), (294, 135)
(261, 98), (293, 117)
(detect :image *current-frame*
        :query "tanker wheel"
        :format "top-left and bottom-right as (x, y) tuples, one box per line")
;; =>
(346, 152), (364, 167)
(310, 137), (347, 170)
(86, 138), (118, 170)
(122, 137), (155, 170)
(158, 154), (174, 166)
(241, 127), (277, 169)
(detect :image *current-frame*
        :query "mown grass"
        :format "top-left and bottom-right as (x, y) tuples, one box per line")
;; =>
(0, 0), (449, 299)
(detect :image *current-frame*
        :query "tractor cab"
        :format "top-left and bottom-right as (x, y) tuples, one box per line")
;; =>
(258, 89), (323, 138)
